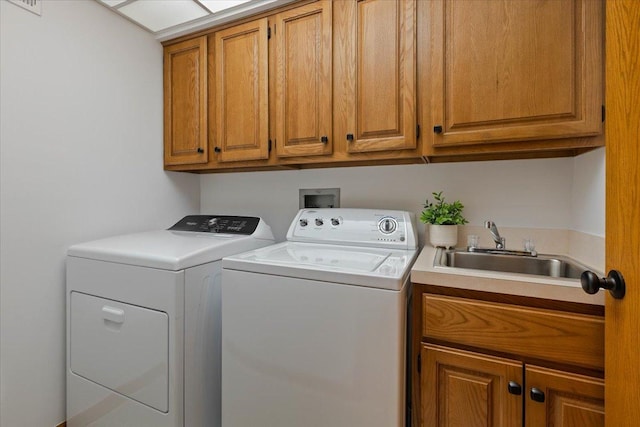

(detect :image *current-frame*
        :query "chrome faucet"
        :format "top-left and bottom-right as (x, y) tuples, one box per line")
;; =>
(484, 220), (505, 249)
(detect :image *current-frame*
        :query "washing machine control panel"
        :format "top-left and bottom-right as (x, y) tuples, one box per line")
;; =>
(169, 215), (260, 234)
(287, 208), (417, 250)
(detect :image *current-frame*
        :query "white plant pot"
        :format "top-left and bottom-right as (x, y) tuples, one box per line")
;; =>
(428, 224), (458, 249)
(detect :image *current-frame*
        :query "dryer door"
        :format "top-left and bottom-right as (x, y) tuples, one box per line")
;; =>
(70, 291), (169, 412)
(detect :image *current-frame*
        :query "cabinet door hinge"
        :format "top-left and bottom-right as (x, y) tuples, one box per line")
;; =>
(602, 105), (605, 123)
(268, 26), (271, 39)
(417, 353), (421, 374)
(416, 124), (421, 139)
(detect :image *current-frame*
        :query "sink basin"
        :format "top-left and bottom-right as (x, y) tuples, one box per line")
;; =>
(434, 249), (593, 279)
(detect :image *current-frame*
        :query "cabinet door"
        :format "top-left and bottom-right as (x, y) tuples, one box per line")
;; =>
(525, 365), (604, 427)
(426, 0), (603, 148)
(214, 19), (269, 162)
(274, 1), (332, 158)
(163, 37), (208, 166)
(422, 344), (523, 427)
(345, 0), (416, 153)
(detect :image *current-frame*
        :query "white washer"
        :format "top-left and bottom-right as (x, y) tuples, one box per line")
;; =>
(66, 215), (274, 427)
(221, 208), (418, 427)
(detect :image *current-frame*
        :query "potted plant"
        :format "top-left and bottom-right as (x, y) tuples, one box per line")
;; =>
(420, 191), (468, 248)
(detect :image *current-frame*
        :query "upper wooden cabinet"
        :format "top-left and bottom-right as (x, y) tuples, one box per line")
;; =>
(274, 1), (333, 158)
(163, 0), (605, 172)
(421, 0), (604, 156)
(343, 0), (417, 153)
(213, 19), (269, 162)
(163, 37), (208, 166)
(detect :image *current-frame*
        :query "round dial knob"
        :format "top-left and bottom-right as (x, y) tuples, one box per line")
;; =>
(299, 218), (308, 227)
(378, 217), (398, 234)
(315, 218), (324, 226)
(331, 217), (341, 226)
(208, 218), (220, 232)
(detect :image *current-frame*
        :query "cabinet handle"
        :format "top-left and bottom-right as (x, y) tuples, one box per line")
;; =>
(507, 381), (522, 395)
(321, 136), (329, 144)
(197, 147), (204, 153)
(346, 133), (354, 142)
(530, 387), (545, 403)
(433, 125), (443, 134)
(214, 147), (222, 153)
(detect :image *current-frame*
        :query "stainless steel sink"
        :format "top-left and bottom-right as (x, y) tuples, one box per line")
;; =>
(434, 249), (593, 279)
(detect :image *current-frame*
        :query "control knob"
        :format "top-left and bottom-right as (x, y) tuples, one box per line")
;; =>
(331, 217), (341, 226)
(208, 218), (221, 232)
(315, 218), (324, 226)
(299, 218), (308, 227)
(378, 217), (397, 234)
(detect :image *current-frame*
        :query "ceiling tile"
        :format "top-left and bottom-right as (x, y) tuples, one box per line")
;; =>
(199, 0), (251, 14)
(118, 0), (209, 32)
(98, 0), (128, 6)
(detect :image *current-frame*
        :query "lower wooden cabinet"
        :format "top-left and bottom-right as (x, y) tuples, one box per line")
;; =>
(412, 287), (604, 427)
(421, 345), (604, 427)
(422, 345), (522, 427)
(525, 365), (604, 427)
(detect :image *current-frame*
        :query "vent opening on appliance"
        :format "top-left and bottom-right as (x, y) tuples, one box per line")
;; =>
(9, 0), (42, 16)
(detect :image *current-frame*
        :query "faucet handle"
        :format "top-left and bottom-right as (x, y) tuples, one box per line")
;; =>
(497, 237), (506, 250)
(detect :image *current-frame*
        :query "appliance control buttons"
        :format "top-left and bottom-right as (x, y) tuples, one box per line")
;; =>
(315, 218), (324, 226)
(378, 217), (398, 234)
(299, 218), (308, 227)
(331, 217), (342, 226)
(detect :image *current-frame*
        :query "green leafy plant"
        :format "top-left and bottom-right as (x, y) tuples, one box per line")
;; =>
(420, 191), (468, 225)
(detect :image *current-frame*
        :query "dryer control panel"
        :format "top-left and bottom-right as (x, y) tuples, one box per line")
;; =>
(169, 215), (260, 234)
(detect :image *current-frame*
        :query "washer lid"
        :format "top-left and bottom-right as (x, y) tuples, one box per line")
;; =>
(222, 242), (418, 291)
(68, 227), (274, 271)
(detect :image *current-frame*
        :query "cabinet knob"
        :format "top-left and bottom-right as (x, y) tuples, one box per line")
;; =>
(433, 125), (443, 134)
(321, 136), (329, 144)
(197, 147), (204, 153)
(581, 270), (626, 299)
(214, 147), (222, 153)
(507, 381), (522, 395)
(530, 387), (545, 403)
(346, 133), (354, 142)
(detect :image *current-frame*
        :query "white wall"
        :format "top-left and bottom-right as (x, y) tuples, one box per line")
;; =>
(0, 1), (200, 425)
(571, 147), (606, 236)
(201, 155), (603, 243)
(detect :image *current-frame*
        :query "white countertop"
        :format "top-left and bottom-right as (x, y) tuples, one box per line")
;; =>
(411, 245), (605, 306)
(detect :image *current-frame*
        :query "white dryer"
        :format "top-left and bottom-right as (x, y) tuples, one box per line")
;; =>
(221, 208), (418, 427)
(66, 215), (274, 427)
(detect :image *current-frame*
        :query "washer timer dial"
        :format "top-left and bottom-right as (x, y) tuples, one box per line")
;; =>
(378, 217), (398, 234)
